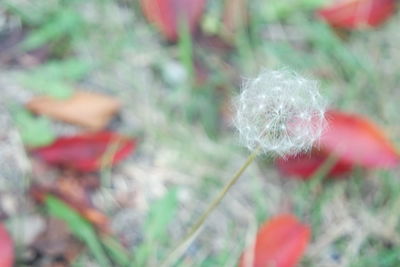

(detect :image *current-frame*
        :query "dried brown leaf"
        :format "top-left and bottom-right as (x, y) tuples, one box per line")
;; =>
(27, 91), (120, 131)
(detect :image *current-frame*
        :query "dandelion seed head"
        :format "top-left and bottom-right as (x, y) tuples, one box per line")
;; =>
(233, 69), (327, 156)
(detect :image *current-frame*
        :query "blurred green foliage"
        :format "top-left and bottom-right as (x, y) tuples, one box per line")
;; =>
(12, 108), (55, 148)
(45, 195), (111, 267)
(3, 0), (85, 54)
(19, 59), (91, 98)
(133, 188), (179, 266)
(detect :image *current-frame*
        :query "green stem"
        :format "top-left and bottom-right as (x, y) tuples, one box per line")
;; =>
(161, 148), (260, 267)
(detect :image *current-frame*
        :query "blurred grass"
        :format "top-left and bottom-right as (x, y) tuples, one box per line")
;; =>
(45, 195), (111, 267)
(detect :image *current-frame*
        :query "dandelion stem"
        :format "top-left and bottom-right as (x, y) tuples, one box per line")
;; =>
(161, 148), (261, 267)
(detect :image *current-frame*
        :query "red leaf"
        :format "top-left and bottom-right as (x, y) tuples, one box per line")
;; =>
(0, 223), (14, 267)
(321, 110), (399, 168)
(317, 0), (395, 29)
(140, 0), (206, 41)
(32, 132), (135, 172)
(276, 151), (353, 179)
(275, 110), (399, 179)
(239, 214), (310, 267)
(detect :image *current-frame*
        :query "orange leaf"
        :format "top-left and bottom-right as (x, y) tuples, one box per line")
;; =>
(239, 214), (310, 267)
(321, 110), (399, 168)
(317, 0), (395, 29)
(0, 223), (14, 267)
(140, 0), (206, 41)
(27, 91), (120, 131)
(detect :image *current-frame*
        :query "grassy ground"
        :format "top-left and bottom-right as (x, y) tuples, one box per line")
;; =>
(1, 0), (400, 266)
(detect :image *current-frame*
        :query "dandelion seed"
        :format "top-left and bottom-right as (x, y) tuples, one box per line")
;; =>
(165, 68), (327, 267)
(233, 69), (327, 156)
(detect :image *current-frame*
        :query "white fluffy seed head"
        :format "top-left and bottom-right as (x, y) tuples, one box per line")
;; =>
(233, 69), (327, 156)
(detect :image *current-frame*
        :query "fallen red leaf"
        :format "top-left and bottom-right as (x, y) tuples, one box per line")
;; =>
(321, 110), (399, 168)
(276, 151), (353, 179)
(140, 0), (206, 41)
(0, 223), (14, 267)
(276, 110), (399, 178)
(317, 0), (395, 29)
(239, 214), (310, 267)
(31, 131), (135, 172)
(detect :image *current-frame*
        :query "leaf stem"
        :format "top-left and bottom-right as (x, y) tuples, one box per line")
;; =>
(161, 148), (260, 267)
